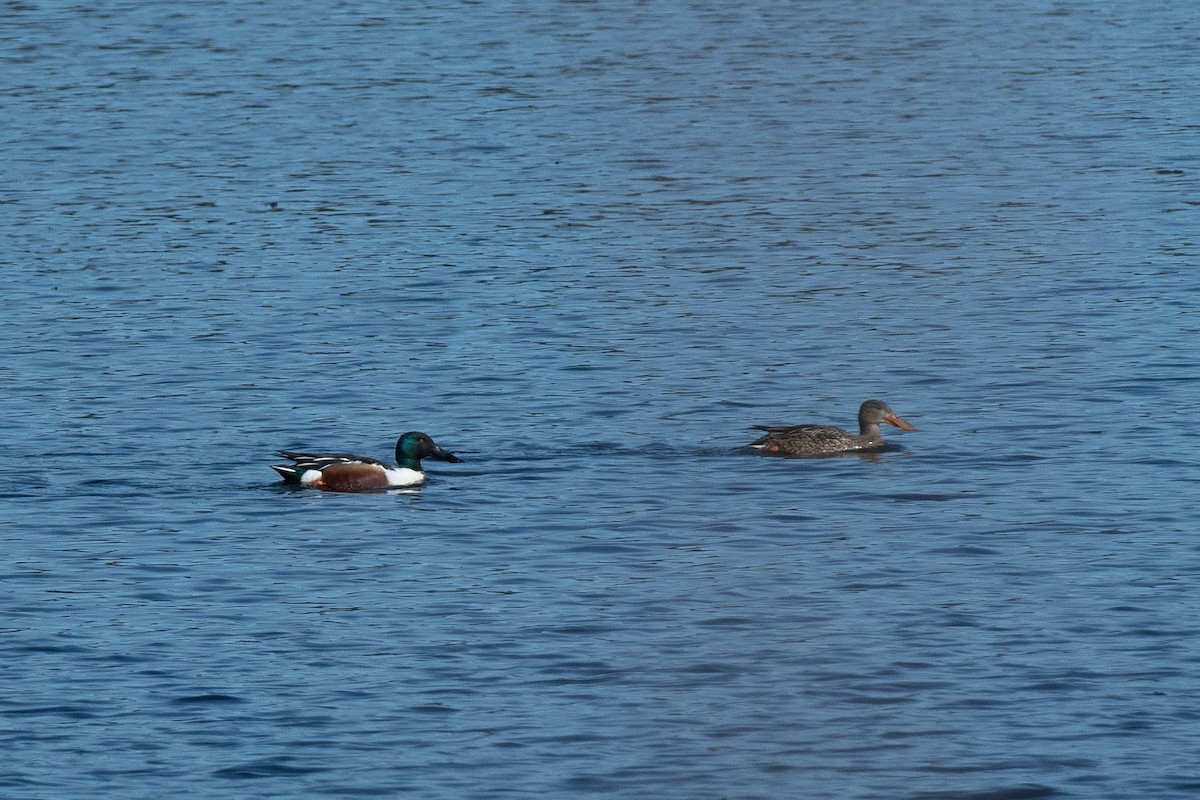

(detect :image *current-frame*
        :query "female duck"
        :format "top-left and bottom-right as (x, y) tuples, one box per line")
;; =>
(272, 431), (462, 491)
(749, 400), (916, 456)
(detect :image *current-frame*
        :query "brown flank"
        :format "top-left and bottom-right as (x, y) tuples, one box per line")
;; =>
(313, 463), (393, 492)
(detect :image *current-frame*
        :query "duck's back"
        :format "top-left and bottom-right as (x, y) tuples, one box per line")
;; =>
(750, 424), (865, 455)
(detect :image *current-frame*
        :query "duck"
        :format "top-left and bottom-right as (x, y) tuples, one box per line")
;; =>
(272, 431), (462, 491)
(749, 399), (917, 456)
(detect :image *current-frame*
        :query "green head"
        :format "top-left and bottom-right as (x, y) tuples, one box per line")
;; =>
(396, 431), (463, 470)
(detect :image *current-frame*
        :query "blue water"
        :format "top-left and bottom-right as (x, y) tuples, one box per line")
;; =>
(4, 2), (1200, 798)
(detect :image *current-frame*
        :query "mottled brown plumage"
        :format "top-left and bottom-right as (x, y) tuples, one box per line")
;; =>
(750, 400), (916, 456)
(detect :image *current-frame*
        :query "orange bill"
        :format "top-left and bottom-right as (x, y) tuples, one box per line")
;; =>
(885, 413), (917, 431)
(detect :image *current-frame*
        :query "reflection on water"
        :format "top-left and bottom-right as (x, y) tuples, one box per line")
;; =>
(4, 1), (1200, 799)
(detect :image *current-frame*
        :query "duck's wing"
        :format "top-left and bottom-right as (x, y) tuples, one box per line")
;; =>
(750, 424), (829, 436)
(275, 450), (390, 470)
(749, 424), (854, 454)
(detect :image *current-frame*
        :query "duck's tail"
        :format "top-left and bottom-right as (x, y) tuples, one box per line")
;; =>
(271, 464), (303, 482)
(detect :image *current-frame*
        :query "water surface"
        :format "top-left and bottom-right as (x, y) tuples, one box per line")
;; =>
(4, 2), (1200, 798)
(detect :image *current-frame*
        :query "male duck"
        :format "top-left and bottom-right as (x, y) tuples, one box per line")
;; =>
(749, 399), (917, 456)
(272, 431), (462, 491)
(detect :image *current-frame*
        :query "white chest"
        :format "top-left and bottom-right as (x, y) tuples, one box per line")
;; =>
(384, 467), (426, 487)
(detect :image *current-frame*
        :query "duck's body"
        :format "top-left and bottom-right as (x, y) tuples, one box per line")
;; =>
(272, 431), (461, 491)
(749, 400), (916, 456)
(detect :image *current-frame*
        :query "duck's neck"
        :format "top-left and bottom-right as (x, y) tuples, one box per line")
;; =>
(396, 443), (421, 471)
(857, 421), (883, 442)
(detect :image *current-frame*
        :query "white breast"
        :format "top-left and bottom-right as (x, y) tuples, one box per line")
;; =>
(384, 467), (426, 487)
